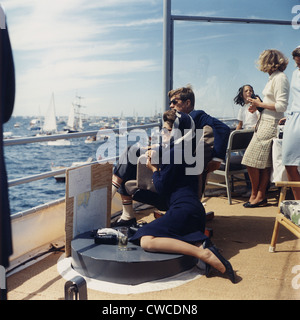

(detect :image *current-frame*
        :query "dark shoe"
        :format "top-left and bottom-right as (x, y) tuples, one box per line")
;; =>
(203, 239), (213, 277)
(111, 218), (136, 228)
(196, 239), (214, 276)
(203, 238), (213, 249)
(208, 245), (235, 284)
(244, 199), (267, 208)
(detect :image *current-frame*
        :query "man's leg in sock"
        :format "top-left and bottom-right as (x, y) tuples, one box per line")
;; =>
(110, 145), (144, 227)
(112, 175), (122, 198)
(111, 194), (136, 227)
(111, 174), (136, 227)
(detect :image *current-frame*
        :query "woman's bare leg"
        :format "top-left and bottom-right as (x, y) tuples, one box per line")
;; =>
(246, 167), (270, 204)
(285, 166), (300, 200)
(255, 167), (270, 203)
(140, 236), (226, 273)
(246, 166), (260, 203)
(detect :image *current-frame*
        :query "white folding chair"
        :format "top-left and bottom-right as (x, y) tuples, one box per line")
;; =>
(207, 129), (254, 204)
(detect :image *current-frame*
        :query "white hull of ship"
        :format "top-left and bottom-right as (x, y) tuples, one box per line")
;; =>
(8, 195), (123, 272)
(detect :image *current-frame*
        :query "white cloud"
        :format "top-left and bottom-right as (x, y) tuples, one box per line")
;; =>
(1, 0), (162, 116)
(110, 18), (162, 28)
(7, 3), (105, 51)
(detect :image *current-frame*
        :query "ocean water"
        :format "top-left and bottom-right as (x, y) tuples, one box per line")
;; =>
(3, 116), (237, 216)
(3, 116), (143, 215)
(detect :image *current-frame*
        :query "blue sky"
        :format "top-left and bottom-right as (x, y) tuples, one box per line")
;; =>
(2, 0), (300, 118)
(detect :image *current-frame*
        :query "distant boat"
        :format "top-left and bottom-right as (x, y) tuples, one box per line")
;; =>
(42, 93), (57, 134)
(48, 139), (71, 146)
(84, 131), (111, 144)
(29, 118), (42, 131)
(41, 93), (71, 146)
(84, 135), (97, 143)
(3, 131), (13, 139)
(64, 95), (85, 133)
(57, 117), (66, 125)
(51, 157), (93, 181)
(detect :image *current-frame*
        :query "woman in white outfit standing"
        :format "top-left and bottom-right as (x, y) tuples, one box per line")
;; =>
(242, 49), (290, 208)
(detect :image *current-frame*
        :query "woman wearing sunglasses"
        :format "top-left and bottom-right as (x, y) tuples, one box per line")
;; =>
(130, 109), (235, 284)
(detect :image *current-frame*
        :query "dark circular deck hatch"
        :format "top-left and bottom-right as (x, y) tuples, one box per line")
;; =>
(71, 232), (197, 285)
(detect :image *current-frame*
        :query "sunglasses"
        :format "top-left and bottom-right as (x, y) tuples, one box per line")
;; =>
(169, 98), (188, 106)
(169, 99), (180, 106)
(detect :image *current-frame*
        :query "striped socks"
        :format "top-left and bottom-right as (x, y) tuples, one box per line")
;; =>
(112, 179), (135, 221)
(112, 180), (121, 198)
(119, 199), (134, 221)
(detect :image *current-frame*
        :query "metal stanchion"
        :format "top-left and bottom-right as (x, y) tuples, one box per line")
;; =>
(64, 276), (87, 300)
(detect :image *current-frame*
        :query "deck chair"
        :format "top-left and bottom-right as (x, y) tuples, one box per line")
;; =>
(125, 125), (214, 209)
(269, 181), (300, 252)
(207, 129), (254, 204)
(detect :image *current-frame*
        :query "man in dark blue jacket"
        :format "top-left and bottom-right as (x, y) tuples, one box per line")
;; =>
(168, 86), (230, 173)
(111, 86), (230, 227)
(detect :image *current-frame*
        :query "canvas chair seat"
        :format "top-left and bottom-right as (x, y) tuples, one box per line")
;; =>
(280, 200), (300, 227)
(269, 181), (300, 252)
(207, 129), (254, 204)
(218, 154), (245, 171)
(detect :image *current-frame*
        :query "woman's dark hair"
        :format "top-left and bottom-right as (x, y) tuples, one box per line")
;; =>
(292, 47), (300, 58)
(233, 84), (254, 106)
(163, 109), (177, 127)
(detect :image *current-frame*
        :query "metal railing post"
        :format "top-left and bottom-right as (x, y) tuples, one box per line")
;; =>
(64, 276), (87, 300)
(163, 0), (173, 112)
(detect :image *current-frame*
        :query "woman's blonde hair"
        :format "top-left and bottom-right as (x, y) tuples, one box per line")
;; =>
(257, 49), (289, 73)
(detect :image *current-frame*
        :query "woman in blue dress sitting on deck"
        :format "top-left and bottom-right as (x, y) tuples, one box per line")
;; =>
(130, 109), (235, 283)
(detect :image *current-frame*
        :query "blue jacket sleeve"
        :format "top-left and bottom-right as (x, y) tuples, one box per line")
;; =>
(190, 110), (230, 160)
(152, 163), (178, 196)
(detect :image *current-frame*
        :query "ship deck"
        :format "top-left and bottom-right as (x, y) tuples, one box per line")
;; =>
(6, 187), (300, 300)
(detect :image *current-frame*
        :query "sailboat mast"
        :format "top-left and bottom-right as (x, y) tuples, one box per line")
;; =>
(43, 92), (57, 134)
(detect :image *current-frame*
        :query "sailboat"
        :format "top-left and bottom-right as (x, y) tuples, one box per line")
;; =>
(42, 93), (57, 134)
(41, 93), (71, 146)
(64, 96), (85, 133)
